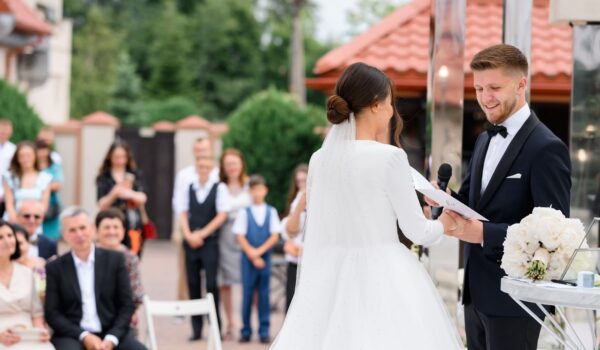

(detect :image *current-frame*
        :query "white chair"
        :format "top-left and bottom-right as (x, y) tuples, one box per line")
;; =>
(144, 294), (222, 350)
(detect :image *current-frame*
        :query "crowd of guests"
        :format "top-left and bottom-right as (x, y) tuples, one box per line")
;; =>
(172, 137), (308, 344)
(0, 117), (308, 347)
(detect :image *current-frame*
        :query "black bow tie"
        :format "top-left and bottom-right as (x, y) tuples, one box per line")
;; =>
(486, 124), (508, 138)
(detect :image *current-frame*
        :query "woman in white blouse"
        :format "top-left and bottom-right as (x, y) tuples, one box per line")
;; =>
(280, 164), (308, 313)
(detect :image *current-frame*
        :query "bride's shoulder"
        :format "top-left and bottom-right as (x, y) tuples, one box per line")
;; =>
(364, 143), (408, 161)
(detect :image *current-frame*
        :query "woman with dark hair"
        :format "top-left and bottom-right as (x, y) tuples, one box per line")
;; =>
(280, 164), (308, 313)
(218, 148), (250, 340)
(95, 208), (144, 326)
(96, 140), (147, 256)
(35, 140), (63, 241)
(3, 142), (51, 223)
(271, 63), (461, 349)
(0, 220), (53, 349)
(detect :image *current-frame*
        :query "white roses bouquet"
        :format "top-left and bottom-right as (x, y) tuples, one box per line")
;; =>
(501, 207), (591, 281)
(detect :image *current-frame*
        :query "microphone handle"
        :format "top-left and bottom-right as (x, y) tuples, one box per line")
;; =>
(431, 181), (448, 220)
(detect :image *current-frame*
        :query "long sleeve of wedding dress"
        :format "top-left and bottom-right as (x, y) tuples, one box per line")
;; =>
(385, 149), (444, 246)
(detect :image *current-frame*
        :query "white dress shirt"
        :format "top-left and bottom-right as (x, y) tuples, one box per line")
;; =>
(27, 227), (42, 258)
(172, 165), (220, 214)
(0, 141), (15, 199)
(233, 204), (281, 236)
(72, 246), (119, 346)
(481, 104), (530, 194)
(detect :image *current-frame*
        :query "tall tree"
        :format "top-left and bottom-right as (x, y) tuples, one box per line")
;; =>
(70, 6), (123, 118)
(290, 0), (306, 106)
(108, 52), (142, 124)
(189, 0), (263, 120)
(146, 1), (193, 100)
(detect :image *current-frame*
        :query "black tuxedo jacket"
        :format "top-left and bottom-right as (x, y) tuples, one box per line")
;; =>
(44, 247), (135, 341)
(454, 113), (571, 317)
(37, 234), (57, 260)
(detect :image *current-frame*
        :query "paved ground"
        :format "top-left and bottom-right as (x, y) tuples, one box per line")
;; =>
(137, 240), (285, 350)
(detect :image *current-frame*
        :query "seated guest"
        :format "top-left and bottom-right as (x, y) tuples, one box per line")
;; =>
(12, 224), (46, 300)
(95, 209), (144, 321)
(16, 200), (56, 260)
(0, 220), (53, 350)
(44, 206), (146, 350)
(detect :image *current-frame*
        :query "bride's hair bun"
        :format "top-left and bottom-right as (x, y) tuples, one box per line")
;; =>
(326, 95), (351, 125)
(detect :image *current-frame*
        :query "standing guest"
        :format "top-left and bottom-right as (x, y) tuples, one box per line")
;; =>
(35, 140), (63, 241)
(0, 220), (53, 350)
(218, 148), (251, 340)
(179, 156), (229, 341)
(96, 141), (147, 256)
(429, 44), (571, 350)
(95, 209), (144, 320)
(36, 127), (62, 165)
(0, 120), (15, 218)
(280, 164), (308, 312)
(172, 137), (219, 302)
(45, 206), (146, 350)
(233, 175), (280, 344)
(16, 200), (56, 260)
(3, 142), (51, 223)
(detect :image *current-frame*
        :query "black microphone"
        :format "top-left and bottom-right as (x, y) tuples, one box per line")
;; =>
(431, 163), (452, 220)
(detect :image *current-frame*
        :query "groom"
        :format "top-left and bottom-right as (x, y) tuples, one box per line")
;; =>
(436, 44), (571, 350)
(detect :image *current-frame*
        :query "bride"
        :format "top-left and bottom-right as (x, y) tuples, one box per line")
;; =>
(270, 62), (463, 349)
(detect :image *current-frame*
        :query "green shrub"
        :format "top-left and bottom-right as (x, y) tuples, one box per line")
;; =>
(223, 89), (326, 212)
(0, 79), (43, 142)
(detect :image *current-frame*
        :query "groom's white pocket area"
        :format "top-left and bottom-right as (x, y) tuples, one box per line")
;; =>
(506, 173), (522, 179)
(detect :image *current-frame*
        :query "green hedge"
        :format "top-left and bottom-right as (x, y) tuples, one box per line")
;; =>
(223, 89), (326, 212)
(0, 79), (43, 142)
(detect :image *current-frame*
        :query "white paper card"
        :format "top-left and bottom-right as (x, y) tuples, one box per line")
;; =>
(410, 167), (489, 222)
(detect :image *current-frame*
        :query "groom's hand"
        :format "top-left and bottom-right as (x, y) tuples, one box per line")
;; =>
(444, 210), (483, 244)
(423, 181), (452, 208)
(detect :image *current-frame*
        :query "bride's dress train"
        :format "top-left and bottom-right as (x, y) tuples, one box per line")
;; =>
(270, 137), (463, 349)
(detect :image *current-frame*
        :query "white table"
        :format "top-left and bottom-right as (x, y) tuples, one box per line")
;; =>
(501, 277), (600, 350)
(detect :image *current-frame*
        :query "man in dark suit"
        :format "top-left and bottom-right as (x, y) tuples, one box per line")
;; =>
(17, 199), (56, 259)
(45, 206), (147, 350)
(433, 44), (571, 350)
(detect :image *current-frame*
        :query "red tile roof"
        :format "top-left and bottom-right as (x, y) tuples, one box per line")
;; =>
(308, 0), (572, 98)
(0, 0), (52, 35)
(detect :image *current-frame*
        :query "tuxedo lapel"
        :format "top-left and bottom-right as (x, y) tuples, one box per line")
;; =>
(65, 254), (82, 301)
(471, 133), (491, 207)
(94, 248), (104, 307)
(476, 113), (540, 211)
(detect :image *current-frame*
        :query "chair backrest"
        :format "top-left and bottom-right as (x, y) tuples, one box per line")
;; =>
(144, 294), (222, 350)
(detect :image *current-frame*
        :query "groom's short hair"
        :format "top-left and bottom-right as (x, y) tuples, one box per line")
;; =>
(470, 44), (528, 77)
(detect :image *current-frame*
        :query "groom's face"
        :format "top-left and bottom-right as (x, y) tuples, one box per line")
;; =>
(473, 67), (526, 125)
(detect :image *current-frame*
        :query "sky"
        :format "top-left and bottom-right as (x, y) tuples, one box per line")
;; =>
(312, 0), (408, 43)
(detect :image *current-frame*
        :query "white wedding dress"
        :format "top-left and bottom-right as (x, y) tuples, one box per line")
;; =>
(270, 116), (463, 349)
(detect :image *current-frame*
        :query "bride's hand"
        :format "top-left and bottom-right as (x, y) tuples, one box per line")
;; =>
(438, 212), (458, 234)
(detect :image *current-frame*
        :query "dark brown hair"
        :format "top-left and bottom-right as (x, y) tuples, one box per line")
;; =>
(219, 148), (248, 185)
(98, 140), (138, 177)
(35, 139), (53, 166)
(95, 208), (125, 228)
(248, 174), (267, 188)
(284, 164), (308, 216)
(1, 221), (21, 261)
(470, 44), (528, 76)
(10, 141), (40, 179)
(327, 62), (402, 146)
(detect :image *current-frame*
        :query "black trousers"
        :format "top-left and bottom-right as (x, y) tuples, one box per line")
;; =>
(51, 329), (146, 350)
(285, 262), (298, 313)
(465, 303), (541, 350)
(184, 240), (221, 337)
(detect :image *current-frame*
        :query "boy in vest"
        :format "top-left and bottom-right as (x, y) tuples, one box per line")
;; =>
(233, 175), (281, 344)
(179, 156), (230, 341)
